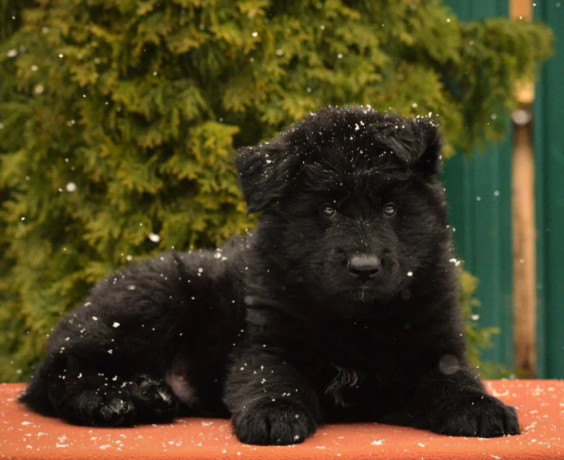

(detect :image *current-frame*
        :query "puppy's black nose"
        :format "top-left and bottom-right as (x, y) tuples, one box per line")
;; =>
(348, 256), (381, 281)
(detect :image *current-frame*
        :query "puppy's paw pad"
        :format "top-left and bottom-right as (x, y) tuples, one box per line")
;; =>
(433, 394), (519, 438)
(99, 398), (134, 422)
(129, 374), (179, 420)
(233, 400), (316, 445)
(86, 394), (136, 427)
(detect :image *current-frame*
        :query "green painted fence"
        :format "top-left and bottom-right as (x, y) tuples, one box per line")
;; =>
(443, 142), (515, 370)
(443, 0), (515, 370)
(534, 1), (564, 379)
(443, 0), (564, 378)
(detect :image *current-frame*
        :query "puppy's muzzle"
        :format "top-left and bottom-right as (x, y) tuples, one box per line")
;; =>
(347, 255), (381, 282)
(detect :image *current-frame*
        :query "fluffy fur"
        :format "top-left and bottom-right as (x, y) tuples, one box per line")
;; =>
(20, 106), (519, 445)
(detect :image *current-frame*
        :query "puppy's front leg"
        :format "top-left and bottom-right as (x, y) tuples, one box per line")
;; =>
(224, 350), (321, 445)
(409, 367), (520, 438)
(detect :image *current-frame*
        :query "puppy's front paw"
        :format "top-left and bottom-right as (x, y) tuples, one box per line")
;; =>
(232, 400), (317, 445)
(430, 393), (519, 438)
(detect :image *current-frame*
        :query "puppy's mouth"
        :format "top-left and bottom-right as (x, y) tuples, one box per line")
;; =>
(344, 287), (380, 303)
(342, 276), (403, 303)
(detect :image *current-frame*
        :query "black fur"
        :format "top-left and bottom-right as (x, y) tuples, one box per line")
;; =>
(20, 106), (519, 444)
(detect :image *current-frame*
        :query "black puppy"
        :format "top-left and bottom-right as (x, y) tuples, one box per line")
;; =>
(20, 106), (519, 445)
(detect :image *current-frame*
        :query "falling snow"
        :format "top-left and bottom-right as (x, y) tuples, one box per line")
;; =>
(449, 258), (461, 267)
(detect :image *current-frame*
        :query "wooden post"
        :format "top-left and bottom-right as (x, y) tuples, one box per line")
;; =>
(512, 107), (536, 378)
(511, 0), (536, 378)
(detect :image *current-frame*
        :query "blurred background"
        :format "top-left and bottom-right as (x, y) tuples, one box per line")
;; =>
(0, 0), (561, 381)
(442, 0), (562, 380)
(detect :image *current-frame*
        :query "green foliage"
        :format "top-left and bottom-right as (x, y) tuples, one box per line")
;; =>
(458, 268), (510, 379)
(0, 0), (552, 381)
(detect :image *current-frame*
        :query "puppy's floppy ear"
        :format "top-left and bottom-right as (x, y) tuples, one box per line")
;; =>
(234, 141), (297, 213)
(413, 119), (443, 177)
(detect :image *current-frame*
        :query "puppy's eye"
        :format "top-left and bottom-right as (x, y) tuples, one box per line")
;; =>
(383, 203), (397, 216)
(321, 205), (337, 217)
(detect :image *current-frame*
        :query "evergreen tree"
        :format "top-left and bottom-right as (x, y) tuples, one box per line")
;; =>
(0, 0), (552, 381)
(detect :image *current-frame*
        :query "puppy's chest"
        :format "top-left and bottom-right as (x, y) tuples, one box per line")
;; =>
(317, 330), (391, 407)
(324, 324), (400, 370)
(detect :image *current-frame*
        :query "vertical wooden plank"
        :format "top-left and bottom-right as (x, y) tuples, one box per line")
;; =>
(512, 115), (536, 377)
(510, 0), (537, 378)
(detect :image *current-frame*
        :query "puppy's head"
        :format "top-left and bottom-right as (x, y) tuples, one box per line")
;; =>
(235, 106), (450, 310)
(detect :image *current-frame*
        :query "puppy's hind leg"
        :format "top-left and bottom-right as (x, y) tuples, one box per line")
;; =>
(21, 250), (243, 424)
(20, 354), (136, 427)
(56, 376), (179, 427)
(21, 354), (180, 426)
(57, 376), (138, 427)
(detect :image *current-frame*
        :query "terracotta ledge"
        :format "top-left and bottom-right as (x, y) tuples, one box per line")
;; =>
(1, 380), (563, 460)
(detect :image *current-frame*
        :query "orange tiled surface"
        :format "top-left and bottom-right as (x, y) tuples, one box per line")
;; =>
(1, 380), (563, 459)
